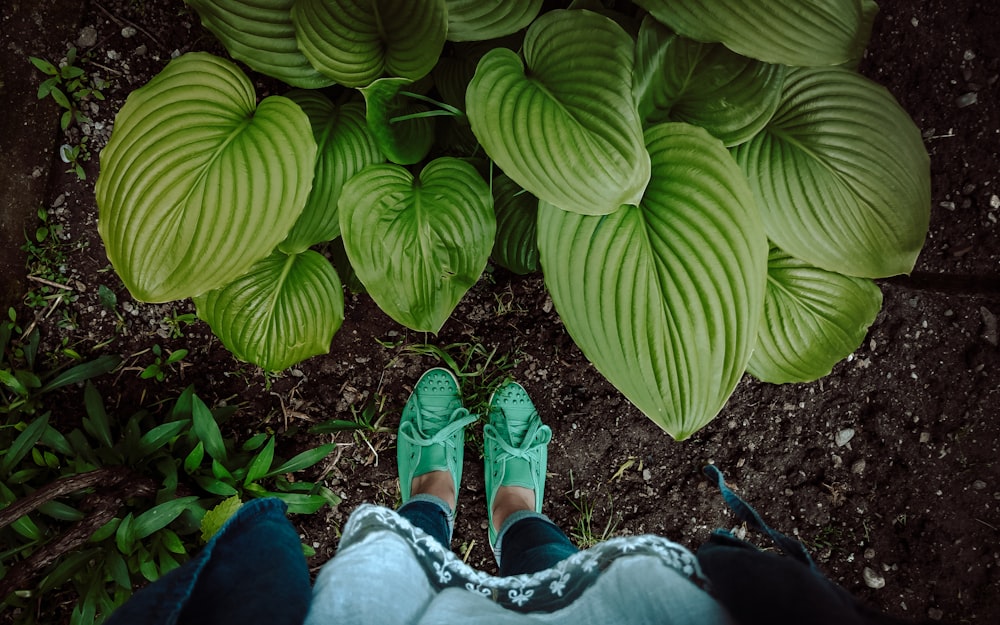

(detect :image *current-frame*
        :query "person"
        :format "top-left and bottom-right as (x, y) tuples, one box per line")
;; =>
(108, 368), (917, 625)
(304, 368), (731, 624)
(107, 368), (731, 625)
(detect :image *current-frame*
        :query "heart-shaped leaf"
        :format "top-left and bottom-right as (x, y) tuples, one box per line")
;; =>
(96, 53), (317, 302)
(731, 67), (930, 278)
(186, 0), (334, 88)
(749, 246), (882, 383)
(292, 0), (447, 87)
(360, 78), (436, 165)
(491, 173), (539, 275)
(467, 9), (650, 215)
(280, 90), (383, 253)
(633, 17), (785, 146)
(445, 0), (542, 42)
(193, 250), (344, 371)
(538, 123), (767, 439)
(339, 158), (495, 332)
(635, 0), (878, 67)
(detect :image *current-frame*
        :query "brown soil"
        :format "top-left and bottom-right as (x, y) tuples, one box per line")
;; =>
(3, 0), (998, 623)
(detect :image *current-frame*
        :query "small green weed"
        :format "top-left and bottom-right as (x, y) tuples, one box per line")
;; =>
(162, 310), (197, 339)
(310, 396), (389, 435)
(21, 207), (86, 323)
(807, 525), (846, 552)
(566, 472), (621, 549)
(139, 345), (188, 382)
(310, 394), (391, 464)
(29, 47), (107, 179)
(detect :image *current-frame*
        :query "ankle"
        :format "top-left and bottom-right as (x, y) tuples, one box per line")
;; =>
(491, 485), (535, 532)
(411, 470), (456, 510)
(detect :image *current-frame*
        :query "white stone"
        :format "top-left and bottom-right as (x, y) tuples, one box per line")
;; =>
(835, 428), (855, 447)
(863, 567), (886, 589)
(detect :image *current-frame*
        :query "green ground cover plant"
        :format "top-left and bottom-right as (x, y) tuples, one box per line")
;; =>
(94, 0), (929, 439)
(1, 321), (338, 624)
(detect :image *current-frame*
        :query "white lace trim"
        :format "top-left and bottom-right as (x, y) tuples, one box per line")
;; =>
(339, 504), (708, 613)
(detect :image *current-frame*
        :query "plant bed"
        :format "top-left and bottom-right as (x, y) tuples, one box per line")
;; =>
(1, 0), (998, 623)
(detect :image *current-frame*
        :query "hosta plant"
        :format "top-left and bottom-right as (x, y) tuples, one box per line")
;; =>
(96, 0), (929, 439)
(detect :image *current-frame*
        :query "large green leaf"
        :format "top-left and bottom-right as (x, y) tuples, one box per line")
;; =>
(444, 0), (542, 42)
(538, 123), (767, 439)
(96, 53), (317, 302)
(491, 173), (539, 275)
(339, 158), (495, 332)
(292, 0), (447, 87)
(193, 250), (345, 371)
(466, 9), (650, 216)
(280, 91), (383, 253)
(731, 67), (930, 279)
(635, 0), (878, 67)
(360, 78), (436, 165)
(633, 17), (785, 146)
(186, 0), (334, 88)
(749, 247), (882, 384)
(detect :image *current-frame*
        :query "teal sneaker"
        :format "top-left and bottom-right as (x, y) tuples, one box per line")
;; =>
(484, 381), (552, 549)
(397, 368), (477, 509)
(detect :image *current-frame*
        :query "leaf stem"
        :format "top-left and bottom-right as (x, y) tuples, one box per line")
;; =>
(399, 91), (464, 117)
(390, 110), (462, 124)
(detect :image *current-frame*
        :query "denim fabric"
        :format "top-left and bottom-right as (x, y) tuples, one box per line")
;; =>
(494, 510), (580, 576)
(304, 505), (730, 625)
(106, 498), (311, 625)
(398, 495), (453, 547)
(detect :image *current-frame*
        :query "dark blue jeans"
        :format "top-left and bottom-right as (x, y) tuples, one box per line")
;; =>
(397, 499), (579, 576)
(106, 498), (311, 625)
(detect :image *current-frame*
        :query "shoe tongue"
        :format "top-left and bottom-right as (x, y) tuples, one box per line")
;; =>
(504, 407), (536, 447)
(417, 397), (459, 435)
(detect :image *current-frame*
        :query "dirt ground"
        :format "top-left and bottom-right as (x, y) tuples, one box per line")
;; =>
(2, 0), (998, 623)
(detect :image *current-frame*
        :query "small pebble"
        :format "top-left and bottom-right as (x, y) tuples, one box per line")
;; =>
(864, 548), (876, 560)
(863, 567), (885, 589)
(939, 201), (956, 211)
(77, 25), (98, 48)
(963, 49), (976, 61)
(122, 26), (138, 38)
(972, 480), (987, 490)
(990, 195), (1000, 209)
(851, 459), (866, 475)
(956, 92), (978, 108)
(928, 607), (944, 621)
(920, 432), (931, 444)
(835, 428), (855, 447)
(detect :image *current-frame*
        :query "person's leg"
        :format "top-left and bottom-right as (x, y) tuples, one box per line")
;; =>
(495, 510), (579, 576)
(396, 369), (476, 548)
(397, 494), (452, 548)
(485, 381), (570, 573)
